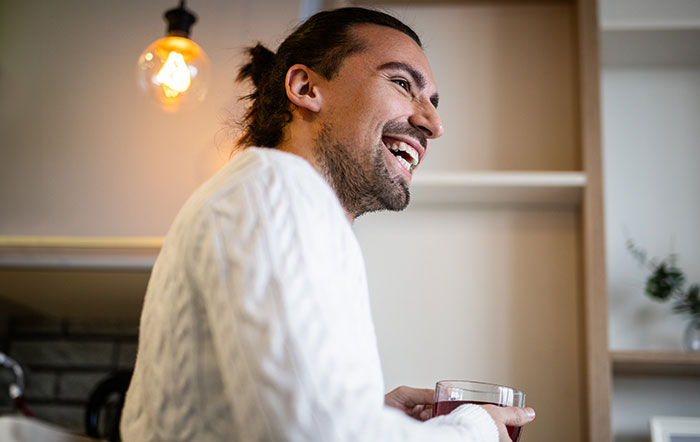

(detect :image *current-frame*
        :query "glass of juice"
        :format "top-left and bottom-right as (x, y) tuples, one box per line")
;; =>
(433, 380), (526, 442)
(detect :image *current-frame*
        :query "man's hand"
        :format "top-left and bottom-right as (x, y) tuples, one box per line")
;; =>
(385, 386), (435, 421)
(480, 404), (536, 442)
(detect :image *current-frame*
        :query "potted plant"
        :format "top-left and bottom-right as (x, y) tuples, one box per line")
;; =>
(627, 240), (700, 351)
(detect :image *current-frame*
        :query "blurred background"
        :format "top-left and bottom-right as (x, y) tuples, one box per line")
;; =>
(1, 0), (699, 441)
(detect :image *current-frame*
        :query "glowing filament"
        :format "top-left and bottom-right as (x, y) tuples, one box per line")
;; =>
(156, 51), (191, 98)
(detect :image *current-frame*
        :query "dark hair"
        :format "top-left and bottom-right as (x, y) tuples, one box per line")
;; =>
(236, 7), (422, 148)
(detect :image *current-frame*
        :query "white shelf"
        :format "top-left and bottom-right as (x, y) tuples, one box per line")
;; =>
(601, 21), (700, 66)
(410, 171), (586, 206)
(0, 236), (162, 269)
(599, 0), (700, 31)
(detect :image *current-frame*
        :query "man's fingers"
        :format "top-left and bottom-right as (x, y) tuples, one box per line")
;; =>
(419, 409), (432, 421)
(502, 407), (536, 426)
(395, 386), (434, 406)
(416, 388), (435, 405)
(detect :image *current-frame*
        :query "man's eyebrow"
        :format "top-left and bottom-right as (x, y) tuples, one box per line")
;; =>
(378, 61), (439, 109)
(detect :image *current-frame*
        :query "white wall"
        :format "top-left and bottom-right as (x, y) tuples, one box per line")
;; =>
(0, 0), (301, 236)
(603, 68), (700, 351)
(355, 205), (583, 442)
(602, 63), (700, 442)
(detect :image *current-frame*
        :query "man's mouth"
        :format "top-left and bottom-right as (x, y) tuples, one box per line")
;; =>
(382, 137), (419, 173)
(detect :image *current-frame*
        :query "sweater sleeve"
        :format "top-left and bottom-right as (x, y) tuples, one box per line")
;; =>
(189, 164), (499, 442)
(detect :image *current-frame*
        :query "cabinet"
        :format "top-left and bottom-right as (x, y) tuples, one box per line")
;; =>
(0, 237), (156, 319)
(600, 0), (700, 440)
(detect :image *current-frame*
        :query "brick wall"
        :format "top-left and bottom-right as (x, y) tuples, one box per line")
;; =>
(0, 316), (138, 434)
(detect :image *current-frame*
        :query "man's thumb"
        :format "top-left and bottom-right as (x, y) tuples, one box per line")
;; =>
(504, 407), (536, 426)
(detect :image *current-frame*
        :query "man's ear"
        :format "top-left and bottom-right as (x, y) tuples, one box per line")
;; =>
(285, 64), (322, 113)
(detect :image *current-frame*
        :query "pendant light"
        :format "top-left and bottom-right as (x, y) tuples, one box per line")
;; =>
(136, 1), (210, 112)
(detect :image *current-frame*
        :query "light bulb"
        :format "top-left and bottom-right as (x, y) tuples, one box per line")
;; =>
(157, 52), (191, 97)
(136, 1), (210, 112)
(137, 36), (209, 112)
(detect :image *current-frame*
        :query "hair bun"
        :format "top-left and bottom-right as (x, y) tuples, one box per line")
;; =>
(237, 43), (276, 89)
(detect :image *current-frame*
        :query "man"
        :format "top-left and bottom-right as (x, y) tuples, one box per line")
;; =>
(121, 7), (535, 442)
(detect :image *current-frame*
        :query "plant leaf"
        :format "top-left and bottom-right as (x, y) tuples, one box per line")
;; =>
(645, 262), (685, 301)
(672, 285), (700, 317)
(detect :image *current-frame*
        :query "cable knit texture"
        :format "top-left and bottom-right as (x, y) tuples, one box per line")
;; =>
(121, 147), (498, 442)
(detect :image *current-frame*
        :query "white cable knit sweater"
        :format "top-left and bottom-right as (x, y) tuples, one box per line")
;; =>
(120, 147), (498, 442)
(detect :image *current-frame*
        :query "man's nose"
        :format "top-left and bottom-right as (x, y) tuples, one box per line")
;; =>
(409, 100), (444, 140)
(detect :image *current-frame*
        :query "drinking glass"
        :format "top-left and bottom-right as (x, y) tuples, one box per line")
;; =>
(433, 380), (526, 442)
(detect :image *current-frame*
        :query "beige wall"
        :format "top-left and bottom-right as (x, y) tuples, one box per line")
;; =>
(0, 0), (301, 236)
(356, 206), (583, 442)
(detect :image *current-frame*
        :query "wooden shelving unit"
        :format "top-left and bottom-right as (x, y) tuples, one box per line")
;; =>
(611, 351), (700, 377)
(351, 1), (609, 441)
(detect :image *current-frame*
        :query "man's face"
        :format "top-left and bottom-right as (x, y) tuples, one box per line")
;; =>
(312, 24), (443, 219)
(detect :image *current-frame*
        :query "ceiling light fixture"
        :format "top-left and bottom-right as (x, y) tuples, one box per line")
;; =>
(136, 1), (210, 112)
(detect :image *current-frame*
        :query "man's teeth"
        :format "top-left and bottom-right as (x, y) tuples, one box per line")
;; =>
(396, 156), (412, 171)
(387, 142), (419, 168)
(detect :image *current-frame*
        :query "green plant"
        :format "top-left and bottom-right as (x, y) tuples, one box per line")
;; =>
(627, 240), (700, 320)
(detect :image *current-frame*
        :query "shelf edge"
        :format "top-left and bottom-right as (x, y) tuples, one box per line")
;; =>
(0, 236), (162, 270)
(0, 236), (163, 248)
(610, 351), (700, 377)
(601, 21), (700, 32)
(412, 171), (587, 187)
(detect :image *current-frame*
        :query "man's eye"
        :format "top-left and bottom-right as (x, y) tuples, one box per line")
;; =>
(392, 78), (410, 92)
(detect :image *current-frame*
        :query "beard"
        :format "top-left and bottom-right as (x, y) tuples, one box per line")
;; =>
(312, 122), (410, 219)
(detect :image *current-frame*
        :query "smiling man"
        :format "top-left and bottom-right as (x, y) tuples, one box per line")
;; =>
(121, 7), (534, 442)
(277, 22), (442, 220)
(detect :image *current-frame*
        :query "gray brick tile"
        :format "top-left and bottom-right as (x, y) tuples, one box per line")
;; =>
(116, 342), (138, 369)
(23, 371), (56, 400)
(9, 340), (114, 368)
(58, 372), (111, 401)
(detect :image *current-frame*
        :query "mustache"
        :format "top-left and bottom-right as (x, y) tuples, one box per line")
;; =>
(382, 121), (427, 149)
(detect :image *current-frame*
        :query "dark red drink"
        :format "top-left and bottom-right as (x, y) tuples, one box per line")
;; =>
(433, 400), (522, 442)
